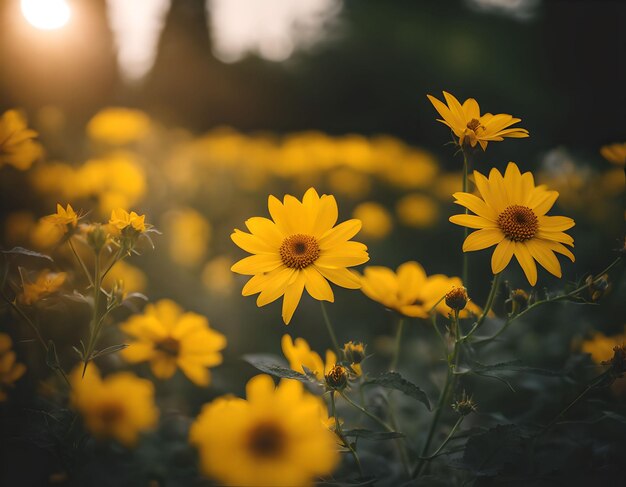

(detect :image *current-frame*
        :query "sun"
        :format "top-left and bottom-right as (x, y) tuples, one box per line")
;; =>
(21, 0), (71, 31)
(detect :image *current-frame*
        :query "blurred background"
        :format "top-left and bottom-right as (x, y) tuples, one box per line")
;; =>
(0, 0), (624, 412)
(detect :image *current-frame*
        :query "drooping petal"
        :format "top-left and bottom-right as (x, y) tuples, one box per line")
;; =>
(231, 229), (275, 254)
(302, 267), (334, 302)
(462, 228), (504, 252)
(315, 266), (361, 289)
(526, 239), (562, 278)
(244, 217), (283, 247)
(282, 273), (306, 324)
(491, 238), (515, 274)
(256, 267), (296, 307)
(449, 214), (497, 229)
(514, 242), (538, 286)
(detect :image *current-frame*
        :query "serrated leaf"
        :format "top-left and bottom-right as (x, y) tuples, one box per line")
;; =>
(91, 343), (128, 359)
(342, 428), (404, 440)
(364, 372), (430, 410)
(243, 354), (312, 383)
(2, 247), (54, 262)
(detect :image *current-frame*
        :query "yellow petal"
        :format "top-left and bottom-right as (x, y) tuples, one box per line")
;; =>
(526, 239), (562, 278)
(538, 215), (575, 232)
(244, 217), (283, 247)
(491, 238), (515, 274)
(256, 267), (295, 307)
(318, 219), (362, 249)
(315, 266), (361, 289)
(514, 242), (537, 286)
(231, 229), (275, 254)
(177, 359), (210, 386)
(282, 273), (306, 324)
(452, 192), (498, 221)
(151, 356), (177, 379)
(303, 267), (334, 302)
(449, 214), (497, 229)
(231, 254), (283, 275)
(462, 228), (504, 252)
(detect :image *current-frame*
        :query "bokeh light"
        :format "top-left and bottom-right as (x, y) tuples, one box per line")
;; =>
(21, 0), (71, 30)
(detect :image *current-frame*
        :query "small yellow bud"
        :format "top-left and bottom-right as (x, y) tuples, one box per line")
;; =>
(586, 274), (610, 302)
(325, 364), (348, 391)
(342, 341), (366, 365)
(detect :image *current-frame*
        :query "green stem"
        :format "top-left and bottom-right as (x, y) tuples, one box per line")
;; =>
(461, 149), (471, 287)
(339, 391), (394, 433)
(320, 301), (340, 356)
(382, 394), (412, 478)
(463, 273), (500, 341)
(390, 318), (405, 371)
(331, 391), (364, 478)
(421, 416), (464, 460)
(100, 248), (124, 282)
(82, 249), (103, 376)
(67, 238), (93, 287)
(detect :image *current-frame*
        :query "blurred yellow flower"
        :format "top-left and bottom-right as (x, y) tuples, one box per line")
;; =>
(395, 193), (439, 228)
(382, 151), (439, 189)
(102, 260), (147, 294)
(360, 261), (481, 318)
(327, 167), (371, 199)
(231, 188), (369, 324)
(353, 202), (393, 239)
(450, 162), (575, 286)
(43, 203), (78, 231)
(281, 334), (336, 381)
(31, 218), (65, 249)
(19, 269), (67, 305)
(600, 142), (626, 166)
(70, 365), (158, 447)
(0, 109), (43, 170)
(87, 107), (151, 145)
(0, 333), (27, 402)
(427, 91), (529, 150)
(201, 256), (236, 296)
(162, 208), (211, 267)
(581, 330), (626, 364)
(433, 172), (464, 200)
(189, 374), (339, 486)
(121, 299), (226, 386)
(109, 208), (146, 234)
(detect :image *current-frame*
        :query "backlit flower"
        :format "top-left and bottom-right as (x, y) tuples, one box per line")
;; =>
(0, 109), (43, 170)
(281, 334), (335, 381)
(450, 162), (575, 286)
(87, 107), (151, 145)
(43, 203), (78, 231)
(70, 365), (158, 447)
(189, 374), (339, 486)
(108, 208), (146, 234)
(231, 188), (369, 324)
(121, 299), (226, 386)
(360, 261), (482, 318)
(0, 333), (26, 402)
(427, 91), (529, 150)
(19, 269), (67, 305)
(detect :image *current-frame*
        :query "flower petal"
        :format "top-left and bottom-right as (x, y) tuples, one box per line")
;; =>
(315, 266), (361, 289)
(303, 267), (334, 302)
(449, 214), (497, 229)
(491, 238), (515, 274)
(231, 254), (283, 275)
(318, 219), (362, 249)
(526, 239), (562, 278)
(282, 273), (306, 324)
(452, 192), (498, 221)
(514, 242), (537, 286)
(462, 228), (504, 252)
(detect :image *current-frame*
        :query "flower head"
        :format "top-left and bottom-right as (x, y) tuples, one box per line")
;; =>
(342, 341), (365, 365)
(108, 208), (147, 234)
(70, 365), (158, 447)
(121, 299), (226, 386)
(19, 269), (67, 305)
(0, 109), (43, 170)
(360, 261), (482, 318)
(450, 162), (575, 286)
(44, 203), (78, 231)
(427, 91), (529, 150)
(189, 374), (339, 486)
(582, 329), (626, 364)
(231, 188), (369, 324)
(445, 286), (469, 311)
(325, 364), (348, 391)
(281, 334), (335, 381)
(0, 333), (26, 402)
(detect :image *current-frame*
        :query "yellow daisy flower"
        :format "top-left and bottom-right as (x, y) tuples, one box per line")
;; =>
(0, 333), (27, 402)
(19, 269), (67, 305)
(427, 91), (529, 150)
(43, 203), (79, 231)
(281, 334), (336, 381)
(581, 329), (626, 364)
(189, 374), (339, 486)
(0, 109), (43, 170)
(231, 187), (369, 324)
(70, 365), (158, 447)
(600, 142), (626, 166)
(108, 208), (147, 234)
(450, 162), (575, 286)
(120, 299), (226, 386)
(360, 261), (482, 318)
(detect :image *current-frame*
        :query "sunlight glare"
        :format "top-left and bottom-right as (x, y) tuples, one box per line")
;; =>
(21, 0), (71, 31)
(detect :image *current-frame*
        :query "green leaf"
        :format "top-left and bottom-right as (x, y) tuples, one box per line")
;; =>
(364, 372), (430, 410)
(91, 343), (128, 359)
(466, 360), (560, 377)
(342, 428), (404, 440)
(243, 354), (312, 383)
(2, 247), (54, 262)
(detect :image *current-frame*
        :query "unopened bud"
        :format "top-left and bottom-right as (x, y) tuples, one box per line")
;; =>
(342, 341), (366, 365)
(445, 286), (468, 311)
(325, 364), (348, 391)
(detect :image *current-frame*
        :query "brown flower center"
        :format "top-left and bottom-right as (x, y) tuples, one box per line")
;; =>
(466, 118), (482, 132)
(247, 421), (286, 458)
(99, 402), (125, 425)
(279, 234), (320, 269)
(155, 336), (180, 357)
(497, 205), (538, 242)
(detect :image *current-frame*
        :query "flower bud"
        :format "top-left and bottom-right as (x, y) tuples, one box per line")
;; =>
(452, 391), (477, 416)
(82, 223), (107, 252)
(325, 364), (348, 391)
(586, 274), (610, 301)
(445, 286), (468, 311)
(509, 289), (529, 313)
(342, 341), (366, 365)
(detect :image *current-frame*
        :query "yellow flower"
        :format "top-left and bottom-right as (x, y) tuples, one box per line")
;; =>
(121, 299), (226, 386)
(450, 162), (575, 286)
(43, 203), (78, 231)
(189, 374), (339, 486)
(581, 330), (626, 364)
(395, 193), (439, 228)
(600, 142), (626, 166)
(87, 107), (151, 145)
(360, 261), (482, 318)
(108, 208), (146, 234)
(162, 208), (211, 267)
(231, 188), (369, 324)
(70, 365), (158, 447)
(201, 256), (236, 296)
(19, 269), (67, 305)
(0, 109), (43, 170)
(0, 333), (27, 402)
(102, 260), (147, 294)
(281, 334), (336, 381)
(352, 202), (393, 239)
(427, 91), (529, 150)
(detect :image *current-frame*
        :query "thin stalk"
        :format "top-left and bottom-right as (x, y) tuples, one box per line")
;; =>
(461, 148), (471, 287)
(100, 248), (124, 282)
(390, 318), (405, 371)
(320, 301), (340, 356)
(67, 238), (93, 287)
(339, 391), (394, 433)
(82, 249), (103, 376)
(420, 416), (464, 460)
(463, 273), (500, 341)
(382, 394), (412, 478)
(331, 391), (364, 478)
